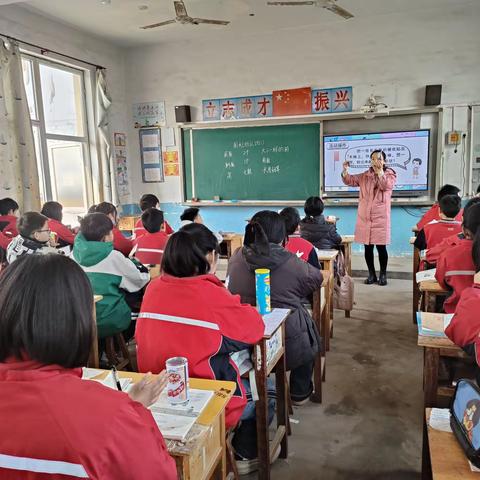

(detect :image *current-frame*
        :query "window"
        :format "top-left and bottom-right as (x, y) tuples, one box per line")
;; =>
(22, 55), (91, 225)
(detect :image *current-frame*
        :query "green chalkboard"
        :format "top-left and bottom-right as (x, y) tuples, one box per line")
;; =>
(182, 124), (320, 201)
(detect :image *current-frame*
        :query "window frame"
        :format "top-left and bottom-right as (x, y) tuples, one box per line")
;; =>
(21, 53), (95, 210)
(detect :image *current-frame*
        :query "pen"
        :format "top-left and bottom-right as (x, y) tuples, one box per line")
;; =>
(111, 366), (122, 391)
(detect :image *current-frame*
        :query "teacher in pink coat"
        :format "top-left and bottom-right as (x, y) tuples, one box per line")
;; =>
(341, 150), (397, 286)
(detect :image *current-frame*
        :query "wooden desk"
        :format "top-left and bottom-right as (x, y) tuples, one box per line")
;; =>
(419, 280), (448, 313)
(93, 371), (234, 480)
(412, 238), (421, 323)
(149, 264), (161, 279)
(341, 235), (354, 276)
(220, 233), (243, 259)
(118, 215), (138, 232)
(424, 408), (478, 479)
(254, 310), (289, 480)
(311, 282), (328, 403)
(317, 249), (339, 324)
(418, 334), (466, 407)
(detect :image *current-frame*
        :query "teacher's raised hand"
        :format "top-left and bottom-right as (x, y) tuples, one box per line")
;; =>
(342, 161), (350, 175)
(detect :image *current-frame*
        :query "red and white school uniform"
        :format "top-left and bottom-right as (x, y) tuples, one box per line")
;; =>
(424, 220), (462, 250)
(134, 218), (174, 240)
(416, 203), (463, 230)
(425, 233), (463, 265)
(48, 218), (76, 246)
(134, 231), (169, 265)
(445, 283), (480, 351)
(0, 359), (176, 480)
(0, 231), (11, 250)
(136, 274), (265, 429)
(285, 235), (320, 269)
(435, 238), (475, 313)
(113, 227), (134, 257)
(0, 214), (18, 237)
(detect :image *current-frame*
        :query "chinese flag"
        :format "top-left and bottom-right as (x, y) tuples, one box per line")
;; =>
(272, 87), (312, 116)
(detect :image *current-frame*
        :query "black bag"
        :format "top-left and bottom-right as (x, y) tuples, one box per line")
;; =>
(450, 379), (480, 468)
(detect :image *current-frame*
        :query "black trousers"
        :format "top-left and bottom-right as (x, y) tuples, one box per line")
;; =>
(290, 360), (315, 401)
(364, 244), (388, 274)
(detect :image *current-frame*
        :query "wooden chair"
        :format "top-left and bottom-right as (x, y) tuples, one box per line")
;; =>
(225, 430), (240, 480)
(105, 333), (134, 371)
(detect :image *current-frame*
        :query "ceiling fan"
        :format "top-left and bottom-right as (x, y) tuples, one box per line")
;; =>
(266, 0), (354, 20)
(140, 0), (230, 30)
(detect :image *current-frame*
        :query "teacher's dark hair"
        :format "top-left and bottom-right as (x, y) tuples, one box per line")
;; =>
(370, 149), (386, 161)
(0, 254), (94, 367)
(304, 196), (325, 217)
(162, 224), (218, 277)
(244, 210), (286, 256)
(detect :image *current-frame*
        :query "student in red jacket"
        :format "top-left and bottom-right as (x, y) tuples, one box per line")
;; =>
(436, 203), (480, 313)
(0, 230), (11, 251)
(0, 197), (19, 237)
(89, 202), (133, 256)
(41, 201), (76, 247)
(414, 194), (462, 251)
(134, 194), (174, 239)
(136, 224), (268, 471)
(416, 184), (462, 230)
(280, 207), (320, 268)
(0, 254), (176, 480)
(425, 197), (480, 265)
(133, 208), (169, 265)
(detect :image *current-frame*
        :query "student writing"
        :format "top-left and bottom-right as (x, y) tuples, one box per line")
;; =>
(0, 254), (176, 479)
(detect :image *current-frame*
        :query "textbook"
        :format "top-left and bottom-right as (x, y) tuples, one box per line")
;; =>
(417, 311), (454, 337)
(416, 268), (436, 283)
(149, 389), (214, 441)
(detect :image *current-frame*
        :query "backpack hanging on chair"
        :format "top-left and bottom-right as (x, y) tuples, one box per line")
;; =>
(333, 250), (354, 311)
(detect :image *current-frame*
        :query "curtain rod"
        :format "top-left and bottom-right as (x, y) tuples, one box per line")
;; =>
(0, 33), (105, 70)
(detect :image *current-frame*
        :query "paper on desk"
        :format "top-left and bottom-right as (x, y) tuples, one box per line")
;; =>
(81, 367), (105, 379)
(90, 371), (132, 392)
(263, 308), (289, 336)
(416, 268), (436, 283)
(315, 248), (337, 257)
(421, 312), (454, 333)
(429, 408), (452, 432)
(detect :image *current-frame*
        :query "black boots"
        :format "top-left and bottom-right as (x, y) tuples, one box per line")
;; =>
(364, 272), (377, 284)
(378, 272), (387, 286)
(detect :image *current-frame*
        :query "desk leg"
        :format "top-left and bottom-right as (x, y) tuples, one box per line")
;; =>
(328, 261), (334, 321)
(255, 344), (270, 480)
(424, 347), (440, 408)
(422, 412), (433, 480)
(275, 354), (288, 458)
(413, 247), (420, 324)
(346, 243), (352, 276)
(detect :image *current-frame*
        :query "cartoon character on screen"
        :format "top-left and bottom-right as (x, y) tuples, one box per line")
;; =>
(463, 399), (480, 442)
(412, 158), (422, 180)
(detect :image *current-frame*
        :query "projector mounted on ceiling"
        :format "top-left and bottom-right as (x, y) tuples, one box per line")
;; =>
(140, 0), (230, 30)
(266, 0), (354, 20)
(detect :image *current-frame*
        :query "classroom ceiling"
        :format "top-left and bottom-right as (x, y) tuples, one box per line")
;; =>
(8, 0), (477, 47)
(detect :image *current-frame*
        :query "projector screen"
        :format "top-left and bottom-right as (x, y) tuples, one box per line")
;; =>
(323, 129), (430, 196)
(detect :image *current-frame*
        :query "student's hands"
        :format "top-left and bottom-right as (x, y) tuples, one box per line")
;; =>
(128, 371), (167, 408)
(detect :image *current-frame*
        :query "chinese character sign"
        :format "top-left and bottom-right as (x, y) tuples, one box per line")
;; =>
(202, 100), (221, 121)
(203, 95), (273, 121)
(312, 87), (353, 114)
(133, 102), (166, 128)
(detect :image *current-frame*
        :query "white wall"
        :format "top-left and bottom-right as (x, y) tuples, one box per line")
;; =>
(124, 0), (480, 202)
(0, 4), (132, 204)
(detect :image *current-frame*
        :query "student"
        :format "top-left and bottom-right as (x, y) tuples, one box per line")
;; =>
(0, 230), (11, 251)
(299, 196), (342, 250)
(7, 212), (56, 263)
(90, 202), (133, 256)
(136, 224), (268, 472)
(180, 207), (223, 243)
(133, 208), (169, 265)
(134, 193), (174, 239)
(0, 254), (176, 479)
(73, 213), (149, 338)
(280, 207), (320, 269)
(435, 203), (480, 314)
(41, 201), (76, 247)
(426, 197), (480, 265)
(416, 184), (462, 230)
(0, 197), (19, 237)
(227, 211), (323, 404)
(414, 194), (462, 251)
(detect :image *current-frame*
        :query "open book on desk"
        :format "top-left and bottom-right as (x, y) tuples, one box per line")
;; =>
(416, 268), (436, 283)
(149, 389), (214, 441)
(417, 311), (454, 337)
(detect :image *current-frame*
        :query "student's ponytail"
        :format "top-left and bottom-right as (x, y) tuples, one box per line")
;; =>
(244, 221), (270, 256)
(162, 230), (211, 277)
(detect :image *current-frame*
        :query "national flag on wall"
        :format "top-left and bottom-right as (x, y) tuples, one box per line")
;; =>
(272, 87), (312, 116)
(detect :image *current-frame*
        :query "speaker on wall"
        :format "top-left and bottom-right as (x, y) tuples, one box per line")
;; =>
(425, 85), (442, 106)
(175, 105), (191, 123)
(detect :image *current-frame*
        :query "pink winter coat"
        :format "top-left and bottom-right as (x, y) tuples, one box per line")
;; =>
(342, 167), (397, 245)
